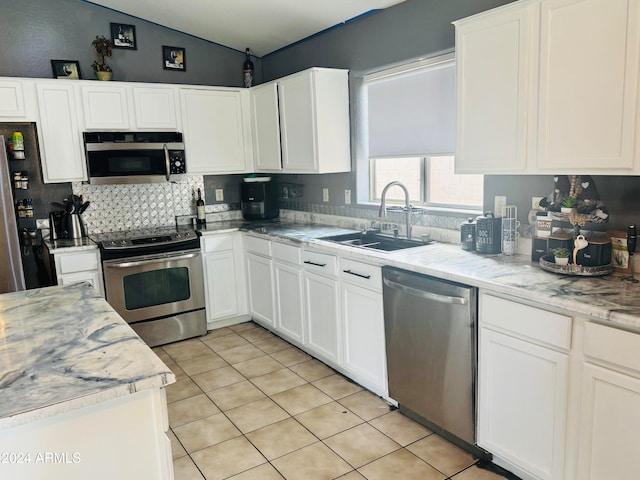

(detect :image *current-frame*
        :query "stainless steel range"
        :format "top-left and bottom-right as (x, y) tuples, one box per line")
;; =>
(94, 227), (206, 347)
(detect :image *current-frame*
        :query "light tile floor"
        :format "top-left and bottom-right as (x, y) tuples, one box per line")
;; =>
(154, 321), (511, 480)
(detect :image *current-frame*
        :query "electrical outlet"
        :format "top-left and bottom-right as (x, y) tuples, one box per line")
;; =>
(494, 196), (507, 217)
(215, 188), (224, 202)
(345, 189), (351, 204)
(323, 188), (329, 202)
(532, 196), (544, 210)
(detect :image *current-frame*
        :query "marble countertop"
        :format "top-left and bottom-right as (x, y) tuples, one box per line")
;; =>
(0, 282), (175, 430)
(200, 219), (640, 331)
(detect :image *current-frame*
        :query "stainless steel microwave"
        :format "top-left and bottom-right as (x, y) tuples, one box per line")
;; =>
(83, 131), (186, 185)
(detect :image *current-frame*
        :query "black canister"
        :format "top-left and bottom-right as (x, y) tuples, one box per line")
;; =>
(475, 211), (502, 254)
(460, 218), (476, 251)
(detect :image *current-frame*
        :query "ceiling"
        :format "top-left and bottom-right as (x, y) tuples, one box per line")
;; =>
(87, 0), (406, 57)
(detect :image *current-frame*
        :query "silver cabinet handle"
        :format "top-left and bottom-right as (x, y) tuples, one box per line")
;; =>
(304, 260), (327, 267)
(163, 144), (170, 181)
(106, 252), (199, 269)
(383, 277), (467, 305)
(343, 269), (371, 280)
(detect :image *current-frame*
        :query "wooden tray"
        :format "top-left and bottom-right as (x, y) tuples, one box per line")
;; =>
(539, 255), (613, 276)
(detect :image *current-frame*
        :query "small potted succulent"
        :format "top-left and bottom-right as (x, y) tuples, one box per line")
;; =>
(551, 247), (571, 265)
(561, 195), (577, 213)
(91, 35), (113, 80)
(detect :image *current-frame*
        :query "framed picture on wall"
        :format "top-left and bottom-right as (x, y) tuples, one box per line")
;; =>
(50, 60), (82, 79)
(110, 23), (137, 49)
(162, 46), (186, 71)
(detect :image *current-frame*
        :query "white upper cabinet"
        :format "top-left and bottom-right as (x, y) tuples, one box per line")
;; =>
(35, 82), (87, 183)
(252, 68), (351, 174)
(454, 2), (533, 173)
(251, 82), (282, 171)
(132, 86), (179, 130)
(279, 68), (351, 173)
(536, 0), (640, 172)
(0, 79), (29, 120)
(81, 84), (130, 130)
(454, 0), (640, 174)
(180, 87), (251, 174)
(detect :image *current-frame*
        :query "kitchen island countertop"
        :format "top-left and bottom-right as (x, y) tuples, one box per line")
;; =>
(0, 282), (175, 430)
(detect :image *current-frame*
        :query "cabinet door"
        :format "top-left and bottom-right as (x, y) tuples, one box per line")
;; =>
(536, 0), (640, 171)
(342, 282), (387, 396)
(246, 253), (274, 327)
(132, 86), (178, 130)
(180, 88), (248, 173)
(577, 363), (640, 480)
(203, 251), (238, 321)
(251, 82), (282, 171)
(58, 271), (104, 297)
(273, 261), (304, 343)
(454, 2), (532, 173)
(0, 80), (26, 118)
(478, 328), (568, 480)
(278, 72), (318, 172)
(303, 271), (340, 365)
(35, 83), (87, 183)
(81, 84), (130, 129)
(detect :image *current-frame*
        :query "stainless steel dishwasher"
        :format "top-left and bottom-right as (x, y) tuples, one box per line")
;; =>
(383, 266), (485, 457)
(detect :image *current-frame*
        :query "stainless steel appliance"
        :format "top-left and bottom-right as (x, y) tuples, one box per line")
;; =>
(0, 135), (26, 293)
(83, 131), (186, 185)
(382, 266), (487, 458)
(96, 227), (206, 347)
(241, 179), (279, 220)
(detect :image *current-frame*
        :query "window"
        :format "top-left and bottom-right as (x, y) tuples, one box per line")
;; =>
(362, 53), (483, 210)
(370, 155), (483, 208)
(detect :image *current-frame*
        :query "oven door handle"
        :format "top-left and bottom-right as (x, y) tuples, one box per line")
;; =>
(164, 144), (171, 181)
(105, 252), (199, 269)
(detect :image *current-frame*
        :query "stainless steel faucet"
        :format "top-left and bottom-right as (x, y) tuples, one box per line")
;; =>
(378, 181), (412, 240)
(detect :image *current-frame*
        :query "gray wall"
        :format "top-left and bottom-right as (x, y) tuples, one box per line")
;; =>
(0, 0), (261, 86)
(259, 0), (515, 211)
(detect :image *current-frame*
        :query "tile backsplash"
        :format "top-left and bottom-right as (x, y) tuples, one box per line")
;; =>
(72, 176), (205, 234)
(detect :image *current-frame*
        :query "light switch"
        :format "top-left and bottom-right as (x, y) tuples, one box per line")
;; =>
(215, 189), (224, 202)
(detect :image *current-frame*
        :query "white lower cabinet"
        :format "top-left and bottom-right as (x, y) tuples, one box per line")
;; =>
(51, 248), (103, 296)
(272, 241), (304, 344)
(302, 248), (341, 365)
(340, 258), (387, 397)
(478, 292), (570, 480)
(244, 235), (275, 328)
(201, 232), (248, 328)
(576, 322), (640, 480)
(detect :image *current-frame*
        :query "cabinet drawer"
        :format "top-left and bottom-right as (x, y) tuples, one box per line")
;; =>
(202, 234), (233, 253)
(244, 235), (272, 256)
(57, 251), (99, 274)
(480, 293), (572, 350)
(302, 250), (337, 277)
(584, 322), (640, 373)
(339, 258), (382, 292)
(272, 241), (301, 265)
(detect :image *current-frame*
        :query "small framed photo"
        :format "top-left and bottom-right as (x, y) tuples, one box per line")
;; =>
(110, 23), (137, 49)
(51, 60), (81, 79)
(162, 46), (186, 71)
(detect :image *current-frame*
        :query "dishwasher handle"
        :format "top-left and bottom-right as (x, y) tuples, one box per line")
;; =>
(383, 277), (468, 305)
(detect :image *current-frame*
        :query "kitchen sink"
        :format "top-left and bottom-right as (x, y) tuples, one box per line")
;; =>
(319, 230), (430, 252)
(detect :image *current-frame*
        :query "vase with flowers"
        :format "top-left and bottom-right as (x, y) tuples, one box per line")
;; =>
(91, 35), (113, 80)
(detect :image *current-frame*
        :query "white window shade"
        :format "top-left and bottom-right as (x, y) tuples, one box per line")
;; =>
(366, 55), (456, 157)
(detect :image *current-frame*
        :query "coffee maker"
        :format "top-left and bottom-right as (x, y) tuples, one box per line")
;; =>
(241, 179), (279, 220)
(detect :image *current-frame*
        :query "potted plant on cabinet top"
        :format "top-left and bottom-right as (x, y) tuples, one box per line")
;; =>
(91, 35), (113, 80)
(551, 247), (571, 265)
(561, 195), (577, 213)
